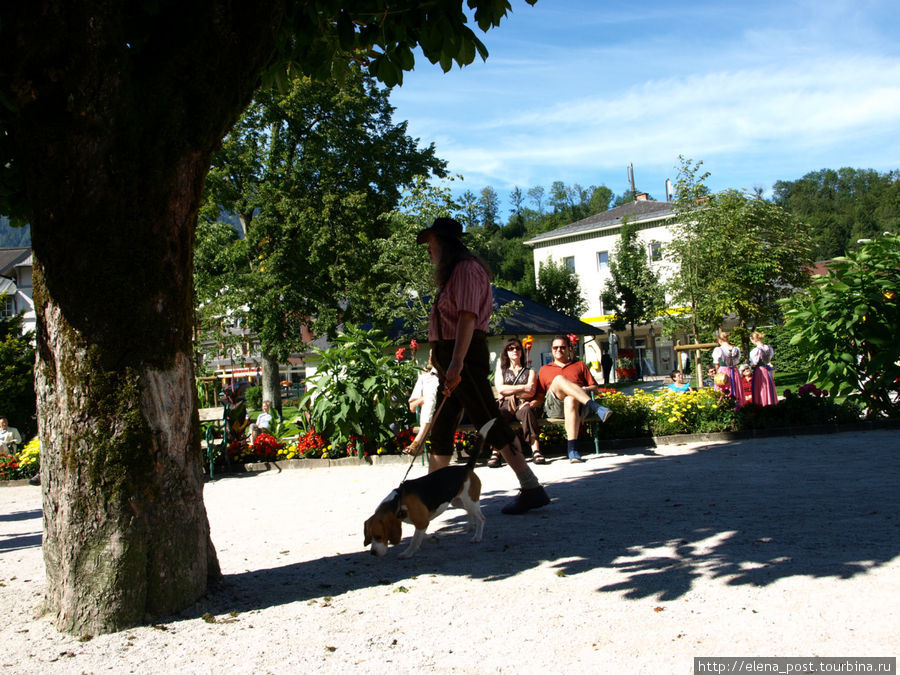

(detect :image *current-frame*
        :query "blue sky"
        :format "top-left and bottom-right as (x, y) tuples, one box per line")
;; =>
(389, 0), (900, 207)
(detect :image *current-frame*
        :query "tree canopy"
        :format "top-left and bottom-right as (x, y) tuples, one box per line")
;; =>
(535, 257), (588, 318)
(772, 167), (900, 260)
(196, 66), (445, 365)
(601, 219), (664, 350)
(664, 157), (813, 351)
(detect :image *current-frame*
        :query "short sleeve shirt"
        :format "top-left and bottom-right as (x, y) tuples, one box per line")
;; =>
(428, 259), (493, 341)
(536, 360), (597, 396)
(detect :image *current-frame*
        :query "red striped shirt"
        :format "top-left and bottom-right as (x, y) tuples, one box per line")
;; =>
(428, 259), (493, 341)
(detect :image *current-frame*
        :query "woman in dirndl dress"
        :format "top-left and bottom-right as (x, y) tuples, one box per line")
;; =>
(749, 331), (777, 406)
(712, 332), (742, 409)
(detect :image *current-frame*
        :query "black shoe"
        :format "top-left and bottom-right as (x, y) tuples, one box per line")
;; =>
(28, 473), (40, 486)
(501, 486), (550, 515)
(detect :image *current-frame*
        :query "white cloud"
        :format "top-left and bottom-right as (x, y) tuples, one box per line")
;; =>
(390, 1), (900, 194)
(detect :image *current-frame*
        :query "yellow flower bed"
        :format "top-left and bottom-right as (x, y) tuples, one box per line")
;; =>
(18, 437), (40, 473)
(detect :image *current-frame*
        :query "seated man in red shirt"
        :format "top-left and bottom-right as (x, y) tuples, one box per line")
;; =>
(531, 335), (612, 463)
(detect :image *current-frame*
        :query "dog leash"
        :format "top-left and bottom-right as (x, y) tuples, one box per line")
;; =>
(400, 392), (449, 483)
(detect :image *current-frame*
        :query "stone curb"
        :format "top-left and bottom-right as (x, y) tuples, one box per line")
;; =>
(0, 478), (31, 488)
(596, 417), (900, 452)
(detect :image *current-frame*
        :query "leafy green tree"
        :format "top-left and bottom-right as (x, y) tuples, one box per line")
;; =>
(478, 186), (501, 231)
(0, 0), (535, 634)
(0, 307), (36, 439)
(589, 185), (613, 213)
(527, 185), (546, 214)
(457, 189), (481, 230)
(536, 257), (588, 318)
(601, 220), (664, 369)
(197, 67), (445, 408)
(665, 157), (813, 354)
(662, 156), (715, 345)
(781, 233), (900, 417)
(773, 167), (900, 259)
(368, 176), (457, 335)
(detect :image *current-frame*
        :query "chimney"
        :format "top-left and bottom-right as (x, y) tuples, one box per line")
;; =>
(635, 192), (649, 201)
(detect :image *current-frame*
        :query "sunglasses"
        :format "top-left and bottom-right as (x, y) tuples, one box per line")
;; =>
(551, 345), (568, 351)
(507, 346), (521, 351)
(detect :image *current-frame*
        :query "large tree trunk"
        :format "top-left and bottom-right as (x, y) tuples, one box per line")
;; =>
(261, 352), (283, 416)
(29, 145), (223, 633)
(2, 1), (286, 634)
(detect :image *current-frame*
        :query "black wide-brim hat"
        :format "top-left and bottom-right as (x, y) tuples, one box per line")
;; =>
(416, 217), (465, 244)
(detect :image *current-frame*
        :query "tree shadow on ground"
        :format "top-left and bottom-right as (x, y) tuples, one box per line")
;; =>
(190, 431), (899, 618)
(0, 509), (42, 552)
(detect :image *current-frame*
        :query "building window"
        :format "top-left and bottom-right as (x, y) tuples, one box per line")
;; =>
(597, 250), (609, 271)
(563, 256), (575, 273)
(649, 242), (663, 262)
(1, 297), (14, 319)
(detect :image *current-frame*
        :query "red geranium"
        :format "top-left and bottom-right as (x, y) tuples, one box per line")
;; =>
(395, 347), (406, 361)
(251, 432), (283, 460)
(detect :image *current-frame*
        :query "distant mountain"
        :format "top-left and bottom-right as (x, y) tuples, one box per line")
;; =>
(0, 216), (31, 247)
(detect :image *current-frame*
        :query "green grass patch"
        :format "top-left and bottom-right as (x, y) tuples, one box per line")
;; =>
(774, 370), (806, 397)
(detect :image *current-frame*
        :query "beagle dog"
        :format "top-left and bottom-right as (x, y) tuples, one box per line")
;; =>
(364, 463), (485, 559)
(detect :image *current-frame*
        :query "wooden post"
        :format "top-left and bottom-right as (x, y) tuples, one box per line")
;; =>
(673, 340), (718, 389)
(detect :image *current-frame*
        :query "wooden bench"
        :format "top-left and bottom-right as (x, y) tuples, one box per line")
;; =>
(198, 406), (227, 477)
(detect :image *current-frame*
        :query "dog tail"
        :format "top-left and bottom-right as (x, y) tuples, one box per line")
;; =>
(464, 419), (495, 470)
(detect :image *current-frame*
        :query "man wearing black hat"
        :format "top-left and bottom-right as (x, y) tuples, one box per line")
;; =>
(416, 217), (550, 514)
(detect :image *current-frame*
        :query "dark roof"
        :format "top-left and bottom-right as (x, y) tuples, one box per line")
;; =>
(525, 199), (675, 245)
(492, 286), (604, 336)
(807, 260), (832, 276)
(378, 286), (603, 340)
(0, 247), (31, 276)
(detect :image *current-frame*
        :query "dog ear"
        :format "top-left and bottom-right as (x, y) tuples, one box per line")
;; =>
(363, 520), (372, 546)
(388, 514), (402, 546)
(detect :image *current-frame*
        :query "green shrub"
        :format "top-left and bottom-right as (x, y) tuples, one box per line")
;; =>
(299, 326), (419, 455)
(781, 232), (900, 418)
(766, 325), (808, 375)
(245, 386), (262, 411)
(738, 385), (861, 429)
(594, 389), (652, 439)
(0, 310), (36, 439)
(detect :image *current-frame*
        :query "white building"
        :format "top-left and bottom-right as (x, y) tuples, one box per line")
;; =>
(0, 247), (35, 335)
(524, 195), (681, 377)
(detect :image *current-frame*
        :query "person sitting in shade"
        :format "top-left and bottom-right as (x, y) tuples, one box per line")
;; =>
(667, 370), (693, 394)
(704, 365), (718, 388)
(250, 400), (274, 443)
(739, 364), (754, 406)
(0, 417), (22, 455)
(532, 335), (612, 464)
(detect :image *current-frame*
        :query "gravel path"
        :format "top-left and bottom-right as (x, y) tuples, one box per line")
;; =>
(1, 429), (898, 673)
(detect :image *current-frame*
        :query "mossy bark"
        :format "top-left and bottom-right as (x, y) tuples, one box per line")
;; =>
(2, 1), (287, 634)
(261, 352), (283, 415)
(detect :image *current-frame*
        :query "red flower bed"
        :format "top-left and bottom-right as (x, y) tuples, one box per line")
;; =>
(251, 432), (283, 460)
(297, 429), (327, 457)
